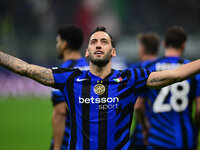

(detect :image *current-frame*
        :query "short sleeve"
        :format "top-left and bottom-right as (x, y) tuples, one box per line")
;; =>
(132, 68), (151, 92)
(195, 73), (200, 97)
(51, 67), (77, 91)
(51, 88), (65, 106)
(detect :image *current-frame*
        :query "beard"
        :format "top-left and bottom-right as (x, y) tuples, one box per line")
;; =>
(88, 49), (112, 67)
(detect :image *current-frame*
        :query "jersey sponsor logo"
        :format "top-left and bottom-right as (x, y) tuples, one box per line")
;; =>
(79, 96), (119, 110)
(94, 84), (105, 95)
(76, 78), (89, 82)
(79, 96), (119, 104)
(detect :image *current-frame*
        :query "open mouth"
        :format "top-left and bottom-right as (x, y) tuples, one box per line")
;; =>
(94, 51), (104, 55)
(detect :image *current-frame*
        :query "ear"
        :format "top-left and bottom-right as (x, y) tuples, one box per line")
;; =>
(163, 41), (166, 48)
(61, 41), (68, 50)
(112, 48), (116, 57)
(139, 44), (145, 54)
(85, 48), (89, 57)
(181, 42), (186, 50)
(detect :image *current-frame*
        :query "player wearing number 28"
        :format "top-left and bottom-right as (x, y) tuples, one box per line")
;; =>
(140, 26), (200, 150)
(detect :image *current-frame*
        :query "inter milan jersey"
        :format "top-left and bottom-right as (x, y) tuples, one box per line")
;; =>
(51, 58), (88, 150)
(142, 57), (200, 150)
(51, 67), (151, 150)
(129, 61), (152, 149)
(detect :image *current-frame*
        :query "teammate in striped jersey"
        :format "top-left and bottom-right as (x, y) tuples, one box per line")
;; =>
(50, 25), (88, 150)
(131, 32), (160, 150)
(0, 26), (200, 150)
(139, 26), (200, 150)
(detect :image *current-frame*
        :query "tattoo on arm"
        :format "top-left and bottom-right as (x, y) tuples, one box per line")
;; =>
(25, 65), (54, 86)
(0, 51), (54, 86)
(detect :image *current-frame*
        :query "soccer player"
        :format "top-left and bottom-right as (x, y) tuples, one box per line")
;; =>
(50, 25), (88, 150)
(131, 32), (160, 150)
(137, 26), (200, 150)
(0, 26), (200, 150)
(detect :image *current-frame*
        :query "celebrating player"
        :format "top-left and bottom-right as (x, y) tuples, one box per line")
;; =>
(50, 25), (88, 150)
(0, 26), (200, 150)
(137, 26), (200, 150)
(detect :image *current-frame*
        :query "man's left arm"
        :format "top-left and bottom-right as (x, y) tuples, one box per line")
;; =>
(146, 59), (200, 89)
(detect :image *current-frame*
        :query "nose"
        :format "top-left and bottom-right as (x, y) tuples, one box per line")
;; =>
(96, 46), (101, 50)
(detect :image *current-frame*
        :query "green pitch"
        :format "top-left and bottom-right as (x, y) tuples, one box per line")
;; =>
(0, 97), (52, 150)
(0, 97), (199, 150)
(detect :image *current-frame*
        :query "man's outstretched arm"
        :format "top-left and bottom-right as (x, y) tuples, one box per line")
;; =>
(0, 51), (54, 86)
(146, 59), (200, 88)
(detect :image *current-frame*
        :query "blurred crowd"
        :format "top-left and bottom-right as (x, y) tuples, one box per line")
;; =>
(0, 0), (200, 96)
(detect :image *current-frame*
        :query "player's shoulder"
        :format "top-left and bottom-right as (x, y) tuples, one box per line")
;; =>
(157, 57), (191, 66)
(153, 57), (191, 71)
(51, 66), (84, 74)
(61, 58), (88, 68)
(77, 57), (89, 66)
(128, 62), (142, 69)
(118, 68), (151, 79)
(141, 57), (164, 69)
(181, 58), (190, 64)
(161, 56), (190, 64)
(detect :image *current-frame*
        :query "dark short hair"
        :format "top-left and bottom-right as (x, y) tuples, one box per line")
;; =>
(89, 26), (115, 48)
(57, 24), (84, 50)
(138, 32), (160, 55)
(165, 26), (187, 49)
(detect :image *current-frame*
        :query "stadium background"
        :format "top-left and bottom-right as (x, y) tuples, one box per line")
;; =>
(0, 0), (199, 149)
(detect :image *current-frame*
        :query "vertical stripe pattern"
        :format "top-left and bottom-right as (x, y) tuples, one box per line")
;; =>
(82, 74), (92, 150)
(67, 71), (82, 150)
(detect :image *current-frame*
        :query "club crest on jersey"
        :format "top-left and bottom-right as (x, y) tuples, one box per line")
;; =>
(113, 77), (122, 83)
(94, 84), (105, 95)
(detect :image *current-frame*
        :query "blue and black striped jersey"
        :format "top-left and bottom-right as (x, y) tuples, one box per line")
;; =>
(142, 56), (200, 149)
(51, 58), (88, 150)
(129, 61), (153, 149)
(51, 67), (151, 150)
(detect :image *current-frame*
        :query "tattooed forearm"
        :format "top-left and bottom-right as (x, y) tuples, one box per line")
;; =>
(0, 51), (54, 86)
(25, 65), (54, 86)
(0, 51), (28, 73)
(150, 77), (166, 84)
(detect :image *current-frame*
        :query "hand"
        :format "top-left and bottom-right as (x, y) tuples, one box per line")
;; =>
(142, 122), (150, 146)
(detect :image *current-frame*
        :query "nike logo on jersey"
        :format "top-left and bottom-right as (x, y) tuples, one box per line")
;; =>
(77, 78), (88, 82)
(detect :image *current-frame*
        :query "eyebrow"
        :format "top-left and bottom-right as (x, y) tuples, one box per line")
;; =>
(101, 38), (108, 41)
(90, 38), (109, 41)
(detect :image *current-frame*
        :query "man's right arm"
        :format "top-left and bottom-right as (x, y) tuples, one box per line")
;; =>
(0, 51), (54, 86)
